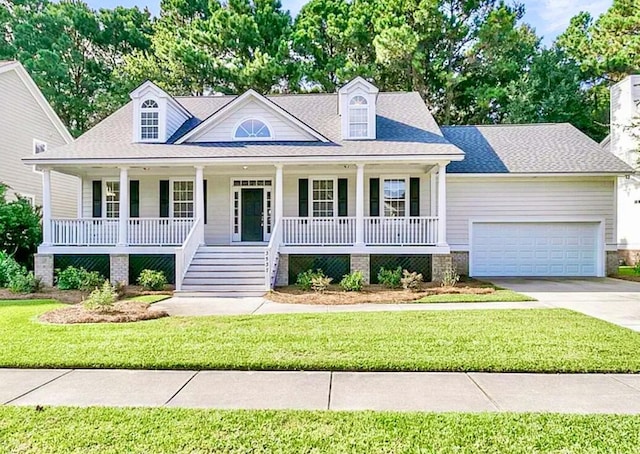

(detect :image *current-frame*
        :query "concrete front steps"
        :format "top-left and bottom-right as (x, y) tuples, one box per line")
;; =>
(177, 246), (267, 297)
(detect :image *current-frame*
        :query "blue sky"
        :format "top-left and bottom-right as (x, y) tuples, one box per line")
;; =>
(85, 0), (612, 45)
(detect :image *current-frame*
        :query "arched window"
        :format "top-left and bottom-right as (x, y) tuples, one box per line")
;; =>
(349, 95), (368, 138)
(140, 99), (159, 140)
(234, 119), (271, 139)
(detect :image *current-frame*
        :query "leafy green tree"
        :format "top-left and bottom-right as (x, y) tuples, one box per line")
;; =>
(0, 184), (42, 267)
(0, 0), (153, 136)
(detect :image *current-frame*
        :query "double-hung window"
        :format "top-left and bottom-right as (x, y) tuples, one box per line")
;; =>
(140, 99), (159, 140)
(105, 181), (120, 218)
(172, 180), (194, 218)
(312, 179), (335, 217)
(348, 95), (368, 138)
(383, 178), (406, 217)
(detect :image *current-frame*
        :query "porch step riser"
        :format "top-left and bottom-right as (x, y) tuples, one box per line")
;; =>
(190, 258), (264, 265)
(197, 247), (267, 253)
(183, 278), (265, 286)
(175, 291), (266, 298)
(180, 285), (266, 292)
(185, 271), (265, 278)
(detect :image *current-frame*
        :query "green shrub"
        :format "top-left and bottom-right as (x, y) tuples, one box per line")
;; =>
(8, 271), (41, 294)
(401, 270), (423, 291)
(137, 269), (167, 291)
(83, 280), (117, 312)
(378, 266), (402, 288)
(311, 274), (332, 293)
(296, 269), (325, 291)
(441, 265), (460, 287)
(0, 251), (23, 287)
(0, 183), (42, 267)
(340, 271), (363, 292)
(56, 266), (104, 291)
(634, 255), (640, 275)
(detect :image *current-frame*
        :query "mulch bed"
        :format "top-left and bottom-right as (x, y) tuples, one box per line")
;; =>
(612, 274), (640, 282)
(39, 300), (169, 324)
(266, 283), (495, 305)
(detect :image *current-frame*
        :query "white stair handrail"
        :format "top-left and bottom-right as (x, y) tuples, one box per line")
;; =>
(175, 217), (203, 291)
(264, 218), (282, 291)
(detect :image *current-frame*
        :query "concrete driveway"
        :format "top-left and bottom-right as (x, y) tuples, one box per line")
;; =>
(490, 277), (640, 332)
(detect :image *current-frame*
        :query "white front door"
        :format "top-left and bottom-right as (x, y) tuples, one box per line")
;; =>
(471, 222), (601, 277)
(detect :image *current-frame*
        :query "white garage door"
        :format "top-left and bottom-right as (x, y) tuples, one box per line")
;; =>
(471, 222), (600, 277)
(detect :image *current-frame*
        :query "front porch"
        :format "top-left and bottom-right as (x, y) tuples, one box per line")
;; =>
(36, 161), (451, 291)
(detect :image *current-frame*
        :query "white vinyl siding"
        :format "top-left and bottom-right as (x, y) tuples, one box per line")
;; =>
(0, 69), (77, 216)
(166, 101), (189, 141)
(188, 99), (317, 142)
(447, 177), (617, 248)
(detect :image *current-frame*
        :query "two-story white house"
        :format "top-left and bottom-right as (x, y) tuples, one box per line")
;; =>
(25, 77), (631, 296)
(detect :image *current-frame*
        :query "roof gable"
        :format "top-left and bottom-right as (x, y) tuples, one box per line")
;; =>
(175, 89), (329, 144)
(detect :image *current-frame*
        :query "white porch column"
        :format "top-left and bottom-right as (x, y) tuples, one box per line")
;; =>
(355, 163), (365, 247)
(275, 164), (284, 232)
(195, 165), (205, 244)
(437, 162), (447, 247)
(42, 168), (52, 246)
(117, 167), (129, 247)
(430, 169), (436, 217)
(76, 176), (83, 218)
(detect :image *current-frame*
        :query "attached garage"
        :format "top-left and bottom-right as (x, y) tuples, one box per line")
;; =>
(470, 221), (603, 277)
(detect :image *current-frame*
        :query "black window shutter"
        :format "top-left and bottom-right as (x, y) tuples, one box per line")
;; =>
(159, 180), (170, 218)
(338, 178), (348, 217)
(369, 178), (380, 217)
(130, 180), (140, 218)
(203, 179), (208, 224)
(92, 180), (102, 218)
(410, 177), (420, 217)
(298, 178), (308, 217)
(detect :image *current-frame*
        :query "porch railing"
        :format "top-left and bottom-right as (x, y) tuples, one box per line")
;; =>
(50, 218), (194, 246)
(128, 218), (194, 246)
(51, 219), (119, 246)
(264, 218), (282, 291)
(174, 217), (203, 291)
(364, 217), (439, 245)
(282, 217), (356, 245)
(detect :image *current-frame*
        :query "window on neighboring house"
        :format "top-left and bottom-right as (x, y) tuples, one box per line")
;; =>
(18, 193), (35, 206)
(383, 178), (406, 217)
(105, 181), (120, 218)
(33, 139), (47, 154)
(234, 119), (271, 139)
(141, 99), (159, 140)
(172, 180), (194, 218)
(348, 95), (368, 138)
(312, 179), (335, 217)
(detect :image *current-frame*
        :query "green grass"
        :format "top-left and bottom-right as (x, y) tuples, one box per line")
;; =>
(125, 294), (171, 304)
(618, 266), (640, 276)
(2, 299), (640, 372)
(417, 289), (535, 303)
(1, 407), (640, 453)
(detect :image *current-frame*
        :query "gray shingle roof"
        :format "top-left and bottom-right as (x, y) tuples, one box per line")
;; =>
(28, 92), (462, 163)
(442, 124), (632, 174)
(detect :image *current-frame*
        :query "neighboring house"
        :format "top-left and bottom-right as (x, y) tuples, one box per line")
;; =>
(24, 77), (631, 296)
(604, 75), (640, 265)
(0, 61), (77, 215)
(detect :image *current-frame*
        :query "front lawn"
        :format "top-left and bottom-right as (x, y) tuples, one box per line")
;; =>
(1, 300), (640, 372)
(2, 407), (640, 453)
(417, 289), (535, 303)
(615, 266), (640, 282)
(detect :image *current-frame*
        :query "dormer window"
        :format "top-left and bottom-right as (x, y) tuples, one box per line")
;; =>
(349, 96), (369, 138)
(234, 119), (272, 140)
(140, 99), (159, 140)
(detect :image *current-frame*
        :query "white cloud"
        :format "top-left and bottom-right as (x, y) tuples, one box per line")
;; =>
(526, 0), (611, 35)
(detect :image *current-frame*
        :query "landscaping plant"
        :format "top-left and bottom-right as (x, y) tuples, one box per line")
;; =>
(339, 271), (363, 292)
(296, 269), (327, 291)
(0, 251), (23, 287)
(401, 270), (423, 291)
(56, 266), (104, 291)
(0, 183), (42, 267)
(311, 274), (332, 293)
(8, 271), (41, 294)
(634, 254), (640, 275)
(137, 269), (167, 291)
(377, 266), (402, 288)
(83, 280), (118, 312)
(440, 265), (460, 287)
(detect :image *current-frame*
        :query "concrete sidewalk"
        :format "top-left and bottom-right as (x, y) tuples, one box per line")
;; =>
(3, 368), (640, 414)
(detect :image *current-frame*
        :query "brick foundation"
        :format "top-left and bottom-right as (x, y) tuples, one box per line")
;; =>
(431, 254), (453, 283)
(451, 251), (469, 276)
(34, 254), (54, 287)
(275, 254), (289, 287)
(350, 254), (370, 284)
(109, 254), (129, 285)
